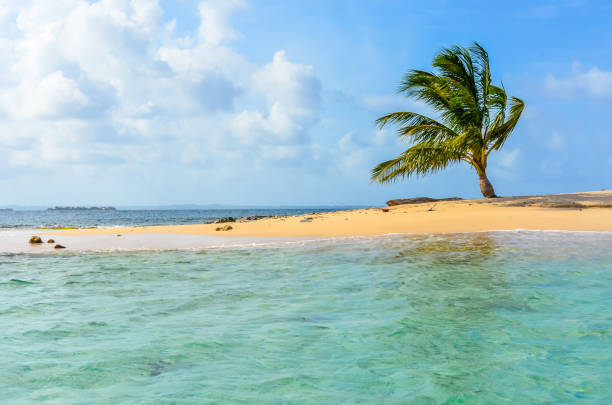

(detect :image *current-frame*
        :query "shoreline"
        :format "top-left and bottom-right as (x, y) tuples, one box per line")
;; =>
(3, 229), (612, 255)
(51, 191), (612, 238)
(1, 190), (607, 253)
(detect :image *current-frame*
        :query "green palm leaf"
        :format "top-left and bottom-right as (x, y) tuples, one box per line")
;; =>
(371, 142), (466, 183)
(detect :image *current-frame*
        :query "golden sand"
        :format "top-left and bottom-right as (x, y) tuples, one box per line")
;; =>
(54, 191), (612, 237)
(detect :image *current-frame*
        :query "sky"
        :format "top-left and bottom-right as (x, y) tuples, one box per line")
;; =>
(0, 0), (611, 206)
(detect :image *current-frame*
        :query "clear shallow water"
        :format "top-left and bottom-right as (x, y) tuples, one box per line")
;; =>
(0, 208), (351, 229)
(1, 232), (611, 403)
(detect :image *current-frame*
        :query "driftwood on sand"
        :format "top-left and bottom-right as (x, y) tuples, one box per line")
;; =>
(386, 197), (463, 207)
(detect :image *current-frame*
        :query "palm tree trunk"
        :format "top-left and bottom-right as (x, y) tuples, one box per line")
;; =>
(478, 171), (497, 198)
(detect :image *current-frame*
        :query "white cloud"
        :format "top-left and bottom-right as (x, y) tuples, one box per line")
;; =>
(253, 51), (320, 112)
(0, 0), (323, 174)
(224, 50), (322, 162)
(0, 5), (12, 24)
(335, 132), (371, 175)
(546, 61), (612, 98)
(497, 148), (521, 168)
(6, 70), (91, 118)
(328, 129), (402, 179)
(197, 0), (245, 45)
(489, 148), (521, 181)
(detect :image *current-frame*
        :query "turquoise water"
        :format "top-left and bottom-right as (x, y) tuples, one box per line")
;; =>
(1, 232), (611, 403)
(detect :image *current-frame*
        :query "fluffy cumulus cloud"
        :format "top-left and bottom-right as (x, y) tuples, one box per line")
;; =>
(0, 0), (322, 177)
(231, 51), (321, 160)
(545, 61), (612, 98)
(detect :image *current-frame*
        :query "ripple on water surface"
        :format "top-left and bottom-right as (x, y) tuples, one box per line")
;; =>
(0, 231), (611, 403)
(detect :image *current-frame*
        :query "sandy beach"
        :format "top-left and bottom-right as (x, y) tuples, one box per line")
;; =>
(53, 191), (612, 239)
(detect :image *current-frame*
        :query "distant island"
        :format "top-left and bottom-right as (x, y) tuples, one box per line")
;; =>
(47, 206), (116, 211)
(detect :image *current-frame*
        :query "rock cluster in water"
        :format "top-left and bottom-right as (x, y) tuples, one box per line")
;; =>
(29, 235), (66, 249)
(214, 217), (236, 223)
(241, 215), (268, 221)
(206, 213), (296, 231)
(205, 215), (277, 225)
(29, 236), (43, 244)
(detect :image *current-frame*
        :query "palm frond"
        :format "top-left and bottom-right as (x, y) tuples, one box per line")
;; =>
(376, 111), (457, 143)
(487, 85), (507, 115)
(485, 84), (507, 136)
(376, 111), (447, 130)
(447, 127), (483, 151)
(486, 96), (525, 154)
(469, 42), (491, 121)
(433, 45), (478, 102)
(371, 141), (465, 183)
(404, 76), (478, 130)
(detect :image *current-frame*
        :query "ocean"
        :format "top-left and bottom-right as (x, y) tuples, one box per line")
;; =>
(0, 210), (610, 403)
(0, 208), (348, 229)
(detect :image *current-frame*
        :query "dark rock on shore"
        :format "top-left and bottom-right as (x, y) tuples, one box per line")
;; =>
(29, 236), (43, 244)
(242, 215), (269, 221)
(214, 217), (236, 224)
(386, 197), (463, 207)
(207, 215), (271, 224)
(47, 239), (55, 243)
(215, 225), (233, 231)
(54, 244), (66, 249)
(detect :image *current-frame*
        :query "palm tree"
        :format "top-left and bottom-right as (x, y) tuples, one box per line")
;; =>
(371, 42), (524, 198)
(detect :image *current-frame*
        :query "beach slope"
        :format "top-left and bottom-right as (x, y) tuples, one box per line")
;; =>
(55, 191), (612, 237)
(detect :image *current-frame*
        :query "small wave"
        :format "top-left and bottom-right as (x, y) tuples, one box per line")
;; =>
(485, 228), (612, 234)
(0, 279), (35, 286)
(9, 279), (34, 284)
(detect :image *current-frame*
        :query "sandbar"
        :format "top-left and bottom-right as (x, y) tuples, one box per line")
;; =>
(53, 191), (612, 238)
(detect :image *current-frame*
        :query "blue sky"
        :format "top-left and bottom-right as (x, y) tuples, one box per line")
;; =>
(0, 0), (610, 206)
